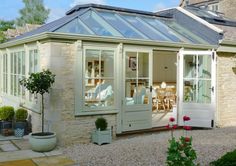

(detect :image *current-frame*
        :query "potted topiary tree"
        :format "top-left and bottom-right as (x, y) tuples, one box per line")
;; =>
(0, 106), (15, 136)
(92, 117), (112, 145)
(20, 69), (56, 152)
(14, 108), (28, 137)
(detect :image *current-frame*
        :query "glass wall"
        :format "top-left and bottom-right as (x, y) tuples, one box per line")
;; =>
(84, 49), (115, 109)
(10, 51), (25, 98)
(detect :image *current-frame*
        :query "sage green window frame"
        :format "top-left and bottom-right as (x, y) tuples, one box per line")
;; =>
(76, 44), (119, 115)
(10, 51), (26, 98)
(2, 53), (8, 94)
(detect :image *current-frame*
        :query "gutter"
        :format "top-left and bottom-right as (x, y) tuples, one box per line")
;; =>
(217, 39), (236, 53)
(0, 32), (217, 50)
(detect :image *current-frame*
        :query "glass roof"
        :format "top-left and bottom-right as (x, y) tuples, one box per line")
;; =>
(54, 7), (210, 44)
(8, 4), (216, 45)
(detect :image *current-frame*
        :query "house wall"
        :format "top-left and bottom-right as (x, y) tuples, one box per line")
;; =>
(38, 41), (117, 145)
(216, 52), (236, 126)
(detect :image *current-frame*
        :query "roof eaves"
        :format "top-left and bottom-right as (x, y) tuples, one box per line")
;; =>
(176, 7), (224, 34)
(0, 32), (217, 50)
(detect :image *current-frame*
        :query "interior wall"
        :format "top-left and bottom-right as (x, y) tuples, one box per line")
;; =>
(153, 51), (177, 83)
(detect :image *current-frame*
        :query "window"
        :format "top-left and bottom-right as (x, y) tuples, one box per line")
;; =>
(84, 49), (115, 109)
(2, 54), (8, 93)
(183, 55), (212, 103)
(29, 49), (39, 74)
(29, 49), (39, 101)
(10, 51), (25, 97)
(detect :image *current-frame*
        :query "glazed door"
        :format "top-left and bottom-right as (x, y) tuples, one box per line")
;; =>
(178, 50), (216, 128)
(122, 49), (152, 131)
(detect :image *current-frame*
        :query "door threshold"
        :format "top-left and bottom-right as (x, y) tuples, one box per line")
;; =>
(116, 126), (171, 137)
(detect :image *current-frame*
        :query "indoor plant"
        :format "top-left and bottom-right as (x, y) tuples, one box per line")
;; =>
(0, 106), (15, 136)
(92, 117), (112, 145)
(14, 108), (28, 137)
(20, 69), (56, 152)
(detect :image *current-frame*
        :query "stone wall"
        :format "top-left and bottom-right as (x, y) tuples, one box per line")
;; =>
(219, 0), (236, 20)
(216, 52), (236, 126)
(37, 41), (117, 146)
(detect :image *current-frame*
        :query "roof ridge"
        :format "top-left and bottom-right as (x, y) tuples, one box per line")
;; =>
(66, 3), (170, 18)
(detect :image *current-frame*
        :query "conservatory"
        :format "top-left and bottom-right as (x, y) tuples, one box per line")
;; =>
(0, 4), (235, 144)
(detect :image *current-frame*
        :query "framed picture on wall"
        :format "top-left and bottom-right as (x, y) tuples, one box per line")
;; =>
(129, 57), (137, 71)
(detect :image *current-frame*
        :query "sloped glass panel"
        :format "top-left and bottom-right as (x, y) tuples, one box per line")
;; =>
(55, 18), (91, 35)
(120, 14), (170, 41)
(98, 11), (144, 39)
(141, 17), (184, 42)
(161, 20), (208, 44)
(80, 10), (113, 36)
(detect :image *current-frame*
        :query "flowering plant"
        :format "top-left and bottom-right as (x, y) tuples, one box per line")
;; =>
(166, 116), (197, 166)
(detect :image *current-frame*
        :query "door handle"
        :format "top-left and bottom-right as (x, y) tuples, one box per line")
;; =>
(209, 86), (214, 92)
(150, 86), (152, 92)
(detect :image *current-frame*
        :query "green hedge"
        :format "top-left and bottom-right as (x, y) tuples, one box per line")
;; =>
(210, 149), (236, 166)
(15, 108), (28, 121)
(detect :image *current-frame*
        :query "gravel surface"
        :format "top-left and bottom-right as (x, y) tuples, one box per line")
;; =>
(64, 127), (236, 166)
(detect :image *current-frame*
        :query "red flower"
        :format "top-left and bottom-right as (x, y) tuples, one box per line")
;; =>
(166, 124), (170, 129)
(183, 116), (191, 121)
(172, 124), (178, 129)
(183, 126), (192, 130)
(169, 117), (175, 122)
(185, 137), (191, 142)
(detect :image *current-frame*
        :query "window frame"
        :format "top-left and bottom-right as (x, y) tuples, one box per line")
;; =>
(75, 43), (119, 115)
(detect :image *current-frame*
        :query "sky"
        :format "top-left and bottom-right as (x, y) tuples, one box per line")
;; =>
(0, 0), (180, 22)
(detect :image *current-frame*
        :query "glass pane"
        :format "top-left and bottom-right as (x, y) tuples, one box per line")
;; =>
(121, 14), (169, 41)
(184, 80), (197, 102)
(85, 49), (100, 79)
(22, 52), (25, 75)
(85, 79), (114, 107)
(198, 80), (211, 103)
(98, 11), (144, 39)
(10, 53), (13, 74)
(198, 55), (211, 79)
(138, 79), (149, 104)
(14, 75), (17, 96)
(184, 55), (196, 78)
(14, 53), (17, 74)
(18, 52), (21, 74)
(125, 79), (137, 105)
(125, 79), (149, 105)
(101, 50), (114, 77)
(138, 52), (149, 78)
(34, 50), (38, 72)
(55, 18), (91, 35)
(162, 20), (207, 44)
(126, 52), (137, 78)
(80, 11), (113, 36)
(141, 17), (183, 42)
(10, 75), (13, 95)
(29, 50), (33, 74)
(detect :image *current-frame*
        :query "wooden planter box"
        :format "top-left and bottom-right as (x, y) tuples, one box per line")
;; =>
(92, 129), (112, 145)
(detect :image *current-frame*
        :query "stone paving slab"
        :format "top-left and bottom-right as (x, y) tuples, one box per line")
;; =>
(11, 139), (31, 150)
(0, 143), (19, 152)
(0, 150), (45, 162)
(32, 155), (75, 166)
(0, 159), (36, 166)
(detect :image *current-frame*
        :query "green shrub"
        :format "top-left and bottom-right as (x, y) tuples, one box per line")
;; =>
(15, 108), (28, 121)
(210, 149), (236, 166)
(95, 117), (108, 131)
(0, 106), (15, 121)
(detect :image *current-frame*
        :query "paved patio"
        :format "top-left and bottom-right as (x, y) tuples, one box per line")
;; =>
(0, 137), (76, 166)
